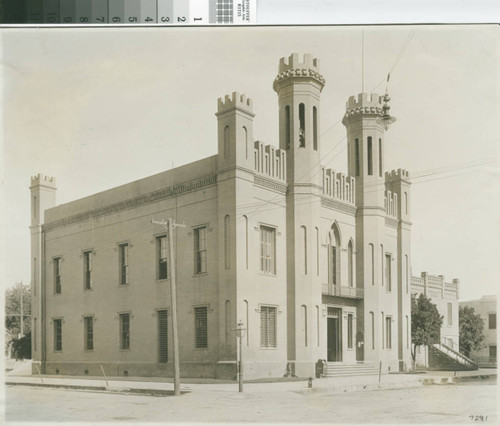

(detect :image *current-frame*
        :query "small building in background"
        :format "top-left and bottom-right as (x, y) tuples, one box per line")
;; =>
(411, 272), (460, 368)
(460, 295), (497, 367)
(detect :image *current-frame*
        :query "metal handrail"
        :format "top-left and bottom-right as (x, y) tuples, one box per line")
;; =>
(436, 340), (477, 367)
(321, 283), (364, 299)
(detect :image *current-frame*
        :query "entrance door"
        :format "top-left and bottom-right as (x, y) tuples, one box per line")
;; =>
(327, 309), (342, 362)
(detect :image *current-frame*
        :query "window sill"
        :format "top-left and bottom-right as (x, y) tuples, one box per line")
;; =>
(194, 347), (209, 351)
(259, 272), (277, 278)
(156, 278), (169, 283)
(83, 288), (93, 292)
(260, 347), (278, 350)
(119, 348), (131, 352)
(193, 273), (208, 278)
(84, 349), (94, 352)
(118, 283), (130, 287)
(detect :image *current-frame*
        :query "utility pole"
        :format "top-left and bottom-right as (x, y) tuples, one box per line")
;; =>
(152, 218), (185, 396)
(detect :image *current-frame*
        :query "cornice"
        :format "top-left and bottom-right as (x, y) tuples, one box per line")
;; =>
(43, 175), (217, 232)
(253, 175), (288, 194)
(320, 197), (357, 215)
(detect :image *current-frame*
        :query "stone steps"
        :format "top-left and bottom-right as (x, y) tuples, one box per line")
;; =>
(324, 363), (383, 377)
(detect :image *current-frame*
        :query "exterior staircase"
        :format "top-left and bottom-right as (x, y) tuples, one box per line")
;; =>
(324, 361), (383, 377)
(429, 342), (478, 371)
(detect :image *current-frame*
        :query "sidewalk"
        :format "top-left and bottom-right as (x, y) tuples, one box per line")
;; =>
(6, 368), (496, 396)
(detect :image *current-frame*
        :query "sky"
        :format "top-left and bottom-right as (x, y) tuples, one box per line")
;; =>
(1, 25), (499, 302)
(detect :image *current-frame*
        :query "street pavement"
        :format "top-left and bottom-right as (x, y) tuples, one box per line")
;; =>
(5, 377), (497, 423)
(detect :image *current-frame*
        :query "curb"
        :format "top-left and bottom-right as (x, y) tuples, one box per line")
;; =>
(5, 381), (187, 396)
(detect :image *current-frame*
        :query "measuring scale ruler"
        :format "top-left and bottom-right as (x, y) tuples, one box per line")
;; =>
(25, 0), (257, 24)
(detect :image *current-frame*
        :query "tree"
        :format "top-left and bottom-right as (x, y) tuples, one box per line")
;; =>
(411, 293), (443, 364)
(12, 331), (31, 360)
(5, 283), (31, 337)
(459, 305), (485, 357)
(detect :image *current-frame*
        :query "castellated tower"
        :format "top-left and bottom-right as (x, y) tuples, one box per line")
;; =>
(30, 174), (57, 373)
(343, 93), (412, 369)
(274, 54), (325, 374)
(216, 91), (255, 172)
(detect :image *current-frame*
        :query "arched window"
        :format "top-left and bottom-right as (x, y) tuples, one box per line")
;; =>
(243, 216), (248, 269)
(348, 240), (354, 287)
(224, 126), (230, 159)
(300, 226), (307, 274)
(315, 227), (319, 276)
(405, 255), (409, 293)
(329, 224), (341, 285)
(355, 138), (360, 176)
(313, 106), (318, 151)
(379, 138), (383, 177)
(369, 243), (375, 286)
(224, 215), (230, 269)
(285, 105), (291, 149)
(316, 305), (320, 346)
(299, 103), (305, 147)
(225, 300), (231, 343)
(244, 300), (249, 345)
(367, 136), (373, 175)
(370, 311), (375, 349)
(381, 312), (385, 349)
(380, 244), (384, 286)
(243, 126), (248, 159)
(301, 305), (308, 346)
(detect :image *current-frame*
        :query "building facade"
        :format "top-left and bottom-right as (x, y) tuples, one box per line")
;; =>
(30, 53), (412, 379)
(411, 272), (460, 367)
(460, 295), (497, 366)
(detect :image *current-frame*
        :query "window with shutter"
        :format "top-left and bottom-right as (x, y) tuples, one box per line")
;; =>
(260, 306), (277, 348)
(195, 307), (208, 348)
(158, 310), (168, 363)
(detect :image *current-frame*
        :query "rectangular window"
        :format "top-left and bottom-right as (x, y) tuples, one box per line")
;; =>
(84, 316), (93, 351)
(54, 257), (61, 294)
(385, 254), (391, 291)
(260, 306), (277, 348)
(119, 313), (130, 350)
(260, 226), (276, 274)
(194, 227), (207, 274)
(489, 345), (497, 359)
(385, 317), (392, 349)
(53, 319), (62, 352)
(489, 313), (496, 329)
(158, 310), (168, 363)
(83, 251), (92, 290)
(119, 243), (129, 285)
(157, 235), (168, 280)
(194, 306), (208, 349)
(447, 303), (453, 326)
(347, 314), (353, 349)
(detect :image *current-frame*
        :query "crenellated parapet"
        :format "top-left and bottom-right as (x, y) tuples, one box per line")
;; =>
(273, 53), (325, 92)
(253, 141), (287, 182)
(411, 272), (460, 301)
(384, 189), (398, 218)
(342, 93), (384, 125)
(385, 168), (411, 184)
(216, 91), (254, 116)
(321, 168), (356, 205)
(30, 173), (57, 189)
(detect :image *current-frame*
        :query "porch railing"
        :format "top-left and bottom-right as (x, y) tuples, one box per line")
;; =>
(322, 283), (364, 299)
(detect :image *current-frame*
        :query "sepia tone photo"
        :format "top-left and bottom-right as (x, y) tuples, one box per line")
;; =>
(2, 24), (498, 423)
